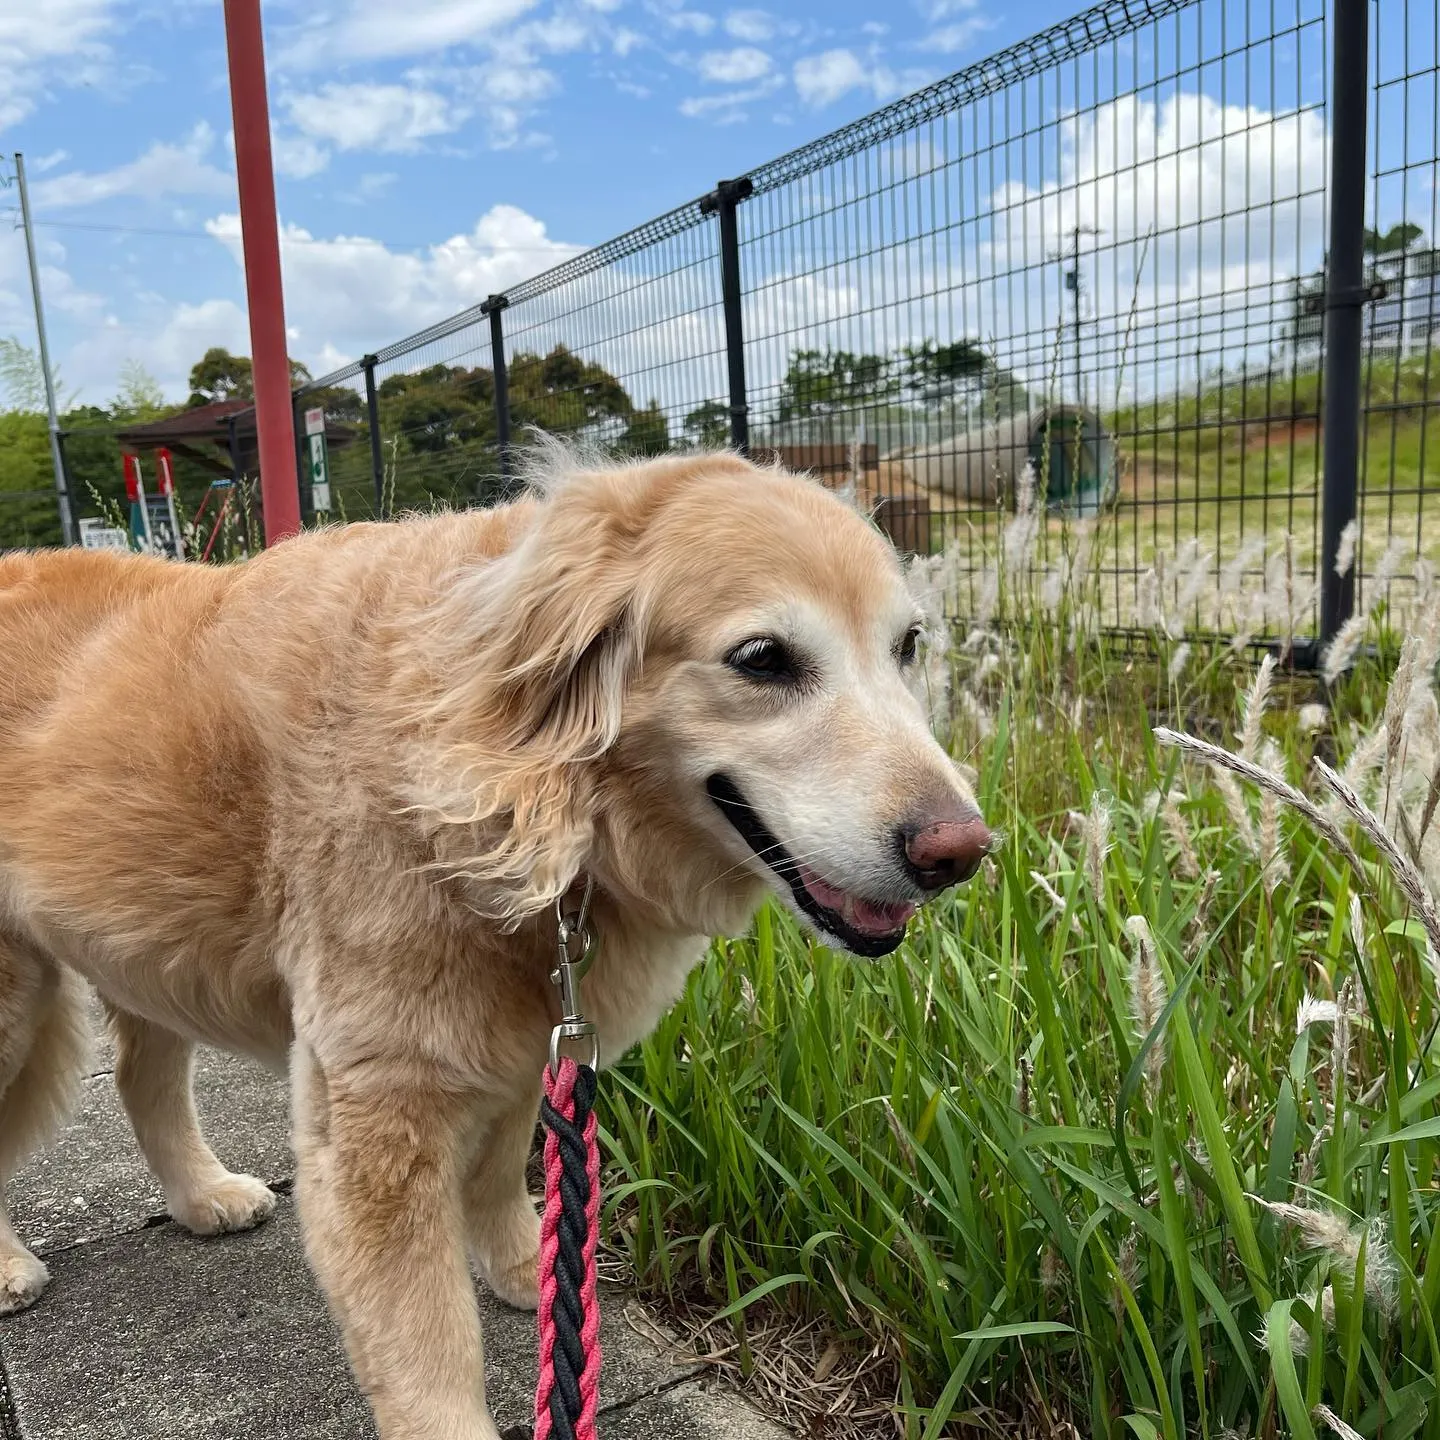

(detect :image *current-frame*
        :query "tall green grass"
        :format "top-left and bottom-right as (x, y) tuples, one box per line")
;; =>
(597, 570), (1440, 1436)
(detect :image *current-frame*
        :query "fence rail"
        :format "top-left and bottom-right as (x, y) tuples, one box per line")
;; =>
(11, 0), (1438, 660)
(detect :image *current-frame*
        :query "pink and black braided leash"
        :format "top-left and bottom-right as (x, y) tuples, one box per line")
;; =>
(535, 1055), (602, 1440)
(501, 1055), (602, 1440)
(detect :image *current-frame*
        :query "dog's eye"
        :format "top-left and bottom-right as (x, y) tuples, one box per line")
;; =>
(898, 626), (922, 665)
(727, 637), (797, 682)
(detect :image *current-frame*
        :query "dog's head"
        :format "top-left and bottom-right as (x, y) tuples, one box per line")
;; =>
(423, 448), (990, 954)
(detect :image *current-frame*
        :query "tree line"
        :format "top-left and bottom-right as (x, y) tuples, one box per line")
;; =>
(0, 330), (1025, 550)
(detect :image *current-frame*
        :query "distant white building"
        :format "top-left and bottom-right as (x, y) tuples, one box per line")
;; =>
(1363, 251), (1440, 356)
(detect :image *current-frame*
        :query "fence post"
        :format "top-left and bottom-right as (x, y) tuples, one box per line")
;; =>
(1318, 0), (1372, 649)
(293, 393), (312, 526)
(482, 295), (511, 486)
(701, 177), (754, 454)
(362, 355), (385, 517)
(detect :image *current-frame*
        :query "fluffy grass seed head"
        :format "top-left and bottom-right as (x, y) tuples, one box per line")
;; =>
(1251, 1197), (1397, 1315)
(1297, 993), (1340, 1032)
(1084, 791), (1113, 895)
(1257, 738), (1291, 895)
(1239, 654), (1276, 762)
(1322, 612), (1370, 685)
(1334, 519), (1360, 580)
(1313, 1403), (1364, 1440)
(1125, 915), (1168, 1092)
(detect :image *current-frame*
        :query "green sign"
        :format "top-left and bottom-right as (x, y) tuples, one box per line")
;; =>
(307, 432), (331, 514)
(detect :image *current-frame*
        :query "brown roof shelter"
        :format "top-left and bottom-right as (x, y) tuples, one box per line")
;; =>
(116, 401), (356, 478)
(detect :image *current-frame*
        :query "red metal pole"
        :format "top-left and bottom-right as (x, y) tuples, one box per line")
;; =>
(223, 0), (301, 546)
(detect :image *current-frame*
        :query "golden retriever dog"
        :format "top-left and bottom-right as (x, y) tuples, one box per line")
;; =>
(0, 448), (989, 1440)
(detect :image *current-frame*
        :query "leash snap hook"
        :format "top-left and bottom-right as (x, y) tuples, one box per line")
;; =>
(550, 877), (600, 1075)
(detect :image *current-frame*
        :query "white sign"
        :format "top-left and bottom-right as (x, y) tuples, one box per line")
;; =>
(78, 518), (130, 551)
(308, 432), (331, 513)
(304, 407), (326, 438)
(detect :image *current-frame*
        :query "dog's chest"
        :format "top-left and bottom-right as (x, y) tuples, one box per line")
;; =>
(585, 926), (709, 1067)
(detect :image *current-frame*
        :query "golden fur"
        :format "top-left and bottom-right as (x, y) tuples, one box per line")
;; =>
(0, 450), (981, 1439)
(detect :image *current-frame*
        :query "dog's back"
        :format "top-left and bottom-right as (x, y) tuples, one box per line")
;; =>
(0, 549), (207, 741)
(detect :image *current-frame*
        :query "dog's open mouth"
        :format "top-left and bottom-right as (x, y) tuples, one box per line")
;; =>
(706, 773), (916, 957)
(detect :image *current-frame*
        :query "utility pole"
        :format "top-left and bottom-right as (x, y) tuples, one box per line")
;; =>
(13, 153), (77, 546)
(1051, 224), (1098, 408)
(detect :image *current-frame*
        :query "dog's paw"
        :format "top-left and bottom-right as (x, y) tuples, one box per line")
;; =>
(171, 1172), (277, 1236)
(0, 1247), (50, 1314)
(488, 1253), (539, 1311)
(472, 1198), (540, 1309)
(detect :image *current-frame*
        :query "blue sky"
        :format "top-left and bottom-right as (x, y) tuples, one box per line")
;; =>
(0, 0), (1431, 407)
(0, 0), (1096, 404)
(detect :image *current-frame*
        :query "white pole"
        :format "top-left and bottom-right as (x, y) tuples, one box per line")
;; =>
(132, 458), (155, 552)
(158, 450), (186, 559)
(15, 152), (76, 546)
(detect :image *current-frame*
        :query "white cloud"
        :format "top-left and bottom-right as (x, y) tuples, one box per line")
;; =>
(506, 12), (592, 53)
(123, 298), (252, 393)
(646, 0), (716, 35)
(979, 91), (1330, 395)
(41, 202), (583, 405)
(923, 17), (990, 52)
(992, 93), (1327, 261)
(203, 203), (584, 376)
(32, 150), (71, 174)
(793, 49), (878, 107)
(272, 132), (332, 180)
(32, 124), (234, 209)
(0, 0), (114, 133)
(917, 0), (982, 17)
(344, 172), (399, 204)
(278, 0), (542, 66)
(284, 83), (463, 153)
(679, 74), (783, 118)
(698, 46), (771, 83)
(473, 64), (557, 104)
(723, 8), (772, 41)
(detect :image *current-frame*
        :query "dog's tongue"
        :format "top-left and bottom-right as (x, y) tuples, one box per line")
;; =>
(795, 864), (917, 938)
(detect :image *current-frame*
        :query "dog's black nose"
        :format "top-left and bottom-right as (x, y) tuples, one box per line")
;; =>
(901, 808), (992, 889)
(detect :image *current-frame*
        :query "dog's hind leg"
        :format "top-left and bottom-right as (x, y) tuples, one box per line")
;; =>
(107, 1006), (276, 1235)
(462, 1088), (542, 1311)
(0, 941), (90, 1313)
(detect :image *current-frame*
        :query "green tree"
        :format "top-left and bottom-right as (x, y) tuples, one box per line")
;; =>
(776, 348), (898, 421)
(900, 339), (990, 407)
(619, 401), (670, 457)
(113, 361), (167, 421)
(0, 409), (57, 547)
(187, 347), (253, 406)
(0, 337), (73, 413)
(683, 399), (730, 449)
(510, 345), (633, 434)
(187, 349), (315, 406)
(1364, 221), (1425, 257)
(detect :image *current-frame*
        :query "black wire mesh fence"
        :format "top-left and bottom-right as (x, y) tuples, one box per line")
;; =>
(13, 0), (1438, 654)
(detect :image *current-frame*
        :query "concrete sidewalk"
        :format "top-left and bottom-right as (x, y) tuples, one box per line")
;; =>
(0, 1001), (783, 1440)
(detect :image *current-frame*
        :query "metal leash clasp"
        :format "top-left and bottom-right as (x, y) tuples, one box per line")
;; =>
(550, 875), (599, 1075)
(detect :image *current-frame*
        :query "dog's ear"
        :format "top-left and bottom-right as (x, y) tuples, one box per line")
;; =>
(412, 469), (653, 923)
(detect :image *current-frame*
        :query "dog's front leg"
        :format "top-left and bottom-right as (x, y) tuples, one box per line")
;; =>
(293, 1041), (501, 1440)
